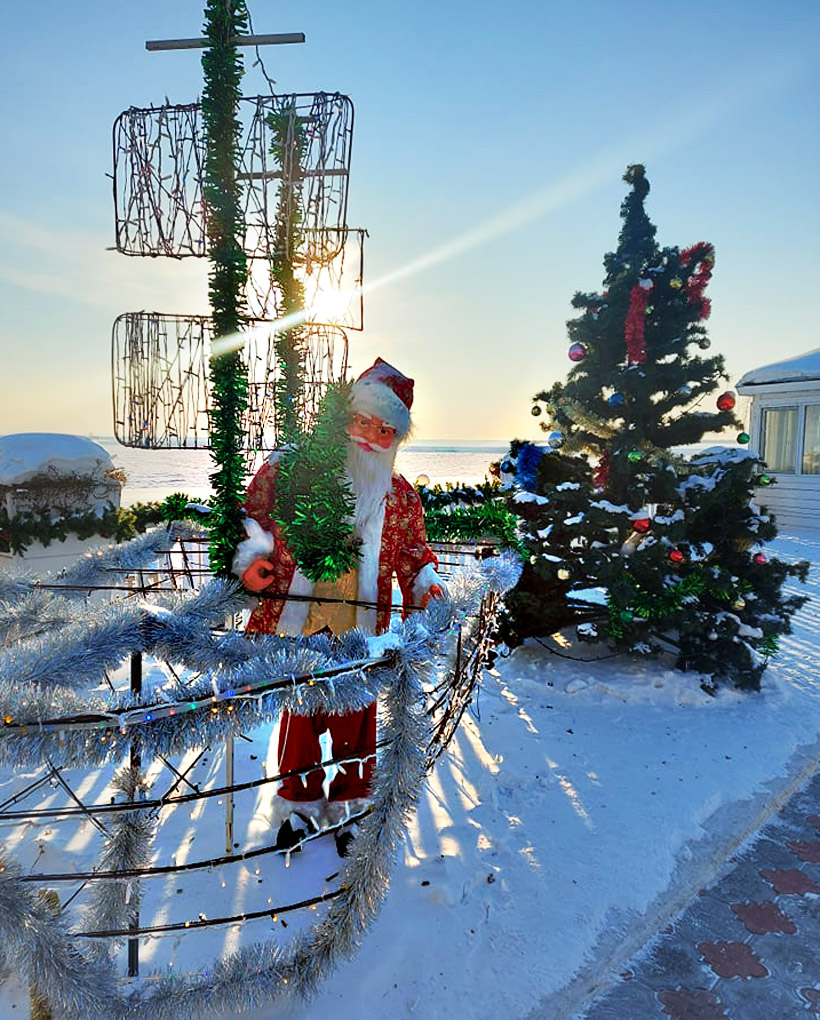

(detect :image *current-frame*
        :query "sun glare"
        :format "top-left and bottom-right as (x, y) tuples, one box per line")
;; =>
(303, 278), (356, 326)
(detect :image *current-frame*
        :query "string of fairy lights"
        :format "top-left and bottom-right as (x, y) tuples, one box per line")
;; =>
(0, 653), (394, 735)
(0, 534), (515, 1002)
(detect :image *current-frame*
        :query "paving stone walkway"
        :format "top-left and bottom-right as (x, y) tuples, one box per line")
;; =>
(581, 766), (820, 1019)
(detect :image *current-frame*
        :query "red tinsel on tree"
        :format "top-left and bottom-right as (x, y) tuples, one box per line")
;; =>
(592, 449), (612, 490)
(679, 242), (715, 320)
(624, 279), (652, 363)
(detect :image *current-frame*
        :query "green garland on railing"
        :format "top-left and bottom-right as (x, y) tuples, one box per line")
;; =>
(0, 496), (217, 556)
(274, 382), (360, 582)
(202, 0), (250, 578)
(416, 483), (523, 552)
(0, 504), (163, 556)
(268, 102), (308, 445)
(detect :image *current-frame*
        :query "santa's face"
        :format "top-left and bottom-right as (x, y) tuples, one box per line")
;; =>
(346, 412), (397, 452)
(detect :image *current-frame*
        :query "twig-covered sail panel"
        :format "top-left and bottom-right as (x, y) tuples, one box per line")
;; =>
(112, 312), (348, 452)
(113, 93), (354, 260)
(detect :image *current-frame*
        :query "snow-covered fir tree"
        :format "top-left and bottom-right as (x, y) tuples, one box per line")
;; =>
(497, 165), (808, 691)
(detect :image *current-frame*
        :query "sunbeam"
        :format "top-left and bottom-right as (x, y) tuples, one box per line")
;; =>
(209, 39), (813, 366)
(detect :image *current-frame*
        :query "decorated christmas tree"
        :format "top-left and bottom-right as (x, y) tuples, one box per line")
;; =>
(497, 165), (808, 691)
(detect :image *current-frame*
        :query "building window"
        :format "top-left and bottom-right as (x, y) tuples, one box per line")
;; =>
(761, 406), (797, 473)
(802, 405), (820, 475)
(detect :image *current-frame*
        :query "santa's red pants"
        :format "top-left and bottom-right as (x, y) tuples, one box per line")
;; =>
(276, 702), (376, 802)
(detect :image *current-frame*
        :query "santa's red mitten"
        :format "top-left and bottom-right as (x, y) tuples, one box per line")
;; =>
(420, 583), (445, 609)
(232, 517), (275, 590)
(242, 558), (275, 592)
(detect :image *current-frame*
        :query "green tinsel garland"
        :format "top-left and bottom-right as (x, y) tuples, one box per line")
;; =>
(0, 495), (217, 556)
(0, 503), (165, 556)
(268, 102), (308, 445)
(607, 568), (708, 638)
(202, 0), (250, 577)
(274, 382), (360, 582)
(416, 485), (523, 552)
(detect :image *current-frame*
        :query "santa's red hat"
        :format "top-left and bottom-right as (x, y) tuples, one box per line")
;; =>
(350, 358), (413, 438)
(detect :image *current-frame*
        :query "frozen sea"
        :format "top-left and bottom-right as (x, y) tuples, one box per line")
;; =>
(97, 438), (508, 505)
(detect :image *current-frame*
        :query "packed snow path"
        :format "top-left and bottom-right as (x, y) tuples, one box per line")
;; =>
(233, 531), (820, 1020)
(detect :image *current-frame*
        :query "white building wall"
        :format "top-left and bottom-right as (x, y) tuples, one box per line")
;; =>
(739, 382), (820, 534)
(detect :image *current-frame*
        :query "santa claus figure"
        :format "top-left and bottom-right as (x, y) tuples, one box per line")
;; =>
(233, 358), (445, 854)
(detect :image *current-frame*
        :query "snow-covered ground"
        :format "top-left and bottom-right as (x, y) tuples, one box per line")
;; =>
(1, 532), (819, 1020)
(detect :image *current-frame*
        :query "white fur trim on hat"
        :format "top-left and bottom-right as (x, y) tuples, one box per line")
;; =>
(350, 361), (413, 437)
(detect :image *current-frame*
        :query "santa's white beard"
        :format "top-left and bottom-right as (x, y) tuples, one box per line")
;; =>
(345, 438), (398, 534)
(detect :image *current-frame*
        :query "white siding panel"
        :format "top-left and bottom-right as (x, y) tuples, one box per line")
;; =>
(754, 475), (820, 533)
(739, 375), (820, 533)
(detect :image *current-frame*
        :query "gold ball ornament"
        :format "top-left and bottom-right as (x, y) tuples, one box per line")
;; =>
(557, 568), (571, 580)
(670, 277), (683, 288)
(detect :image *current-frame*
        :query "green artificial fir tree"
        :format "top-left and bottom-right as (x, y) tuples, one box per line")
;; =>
(268, 102), (308, 445)
(497, 165), (808, 691)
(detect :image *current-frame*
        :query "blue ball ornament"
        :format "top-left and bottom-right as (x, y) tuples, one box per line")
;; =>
(607, 393), (625, 407)
(548, 431), (565, 449)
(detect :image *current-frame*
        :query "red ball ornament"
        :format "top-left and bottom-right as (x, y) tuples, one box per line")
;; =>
(752, 552), (767, 565)
(632, 516), (651, 534)
(716, 391), (736, 412)
(668, 548), (685, 564)
(568, 343), (588, 363)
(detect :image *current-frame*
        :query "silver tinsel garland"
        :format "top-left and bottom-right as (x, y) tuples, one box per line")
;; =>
(83, 766), (157, 955)
(0, 523), (202, 647)
(0, 545), (521, 1020)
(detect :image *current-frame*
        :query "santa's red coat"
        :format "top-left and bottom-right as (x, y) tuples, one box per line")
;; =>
(240, 459), (440, 806)
(243, 460), (439, 637)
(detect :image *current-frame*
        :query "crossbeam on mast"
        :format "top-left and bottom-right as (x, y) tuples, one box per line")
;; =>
(146, 32), (305, 52)
(237, 168), (348, 182)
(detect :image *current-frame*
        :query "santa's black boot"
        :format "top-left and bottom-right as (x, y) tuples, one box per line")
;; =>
(274, 815), (306, 852)
(334, 828), (356, 858)
(274, 810), (322, 853)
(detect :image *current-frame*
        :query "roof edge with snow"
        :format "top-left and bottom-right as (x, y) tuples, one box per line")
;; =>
(737, 348), (820, 391)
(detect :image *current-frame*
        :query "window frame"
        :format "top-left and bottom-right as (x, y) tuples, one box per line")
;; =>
(760, 404), (799, 474)
(801, 404), (820, 475)
(756, 400), (820, 476)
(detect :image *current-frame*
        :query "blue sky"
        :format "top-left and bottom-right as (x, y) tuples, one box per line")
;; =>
(1, 0), (818, 441)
